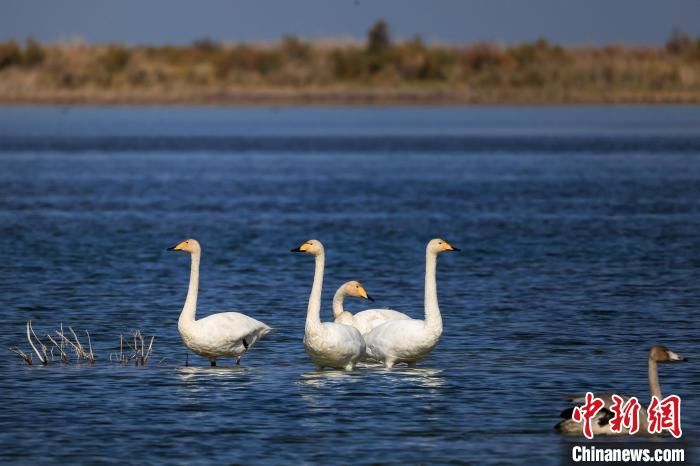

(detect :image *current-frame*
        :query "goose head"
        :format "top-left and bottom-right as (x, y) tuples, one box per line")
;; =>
(291, 239), (324, 256)
(167, 238), (201, 254)
(649, 345), (688, 363)
(342, 280), (374, 302)
(427, 238), (460, 255)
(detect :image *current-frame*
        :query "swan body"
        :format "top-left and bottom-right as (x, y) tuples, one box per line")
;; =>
(332, 280), (410, 335)
(292, 240), (366, 371)
(364, 238), (459, 368)
(555, 346), (688, 436)
(336, 308), (411, 336)
(169, 239), (270, 366)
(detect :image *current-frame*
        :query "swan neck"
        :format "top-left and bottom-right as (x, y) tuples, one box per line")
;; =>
(648, 358), (662, 399)
(180, 252), (200, 326)
(306, 253), (324, 333)
(332, 287), (346, 319)
(424, 250), (442, 332)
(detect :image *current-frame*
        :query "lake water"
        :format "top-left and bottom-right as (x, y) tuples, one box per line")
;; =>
(0, 106), (699, 465)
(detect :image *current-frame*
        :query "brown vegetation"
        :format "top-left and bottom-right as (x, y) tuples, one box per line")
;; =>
(1, 22), (699, 105)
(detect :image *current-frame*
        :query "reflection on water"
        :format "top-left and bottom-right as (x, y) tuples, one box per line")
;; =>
(178, 365), (254, 381)
(1, 106), (699, 465)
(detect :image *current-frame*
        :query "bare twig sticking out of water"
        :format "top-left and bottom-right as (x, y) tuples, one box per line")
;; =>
(45, 334), (70, 363)
(11, 322), (160, 367)
(111, 330), (155, 366)
(9, 321), (99, 365)
(54, 325), (96, 363)
(9, 347), (32, 365)
(26, 321), (48, 365)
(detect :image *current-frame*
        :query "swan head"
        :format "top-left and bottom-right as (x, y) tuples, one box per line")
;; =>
(427, 238), (460, 254)
(342, 280), (374, 302)
(649, 345), (688, 363)
(167, 238), (201, 254)
(291, 239), (324, 256)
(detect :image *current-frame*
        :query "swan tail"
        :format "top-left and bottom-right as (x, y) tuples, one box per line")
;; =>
(555, 418), (580, 434)
(559, 407), (575, 419)
(555, 407), (614, 434)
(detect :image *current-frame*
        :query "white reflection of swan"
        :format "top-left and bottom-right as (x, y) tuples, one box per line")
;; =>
(177, 365), (253, 382)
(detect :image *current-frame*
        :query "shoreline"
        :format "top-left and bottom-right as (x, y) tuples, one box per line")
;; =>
(1, 89), (699, 107)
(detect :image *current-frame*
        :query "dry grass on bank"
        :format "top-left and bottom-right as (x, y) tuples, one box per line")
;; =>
(1, 24), (699, 105)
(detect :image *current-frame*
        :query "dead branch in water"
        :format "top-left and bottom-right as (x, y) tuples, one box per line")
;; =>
(111, 330), (155, 366)
(10, 321), (97, 365)
(26, 321), (48, 365)
(12, 322), (159, 367)
(45, 334), (70, 363)
(54, 325), (95, 363)
(9, 347), (32, 365)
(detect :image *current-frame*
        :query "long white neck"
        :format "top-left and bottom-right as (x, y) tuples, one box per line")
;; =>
(305, 252), (325, 334)
(332, 287), (347, 320)
(648, 358), (662, 399)
(178, 252), (200, 328)
(424, 249), (442, 333)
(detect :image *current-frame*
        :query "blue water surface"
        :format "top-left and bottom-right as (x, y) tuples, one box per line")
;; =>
(0, 106), (698, 465)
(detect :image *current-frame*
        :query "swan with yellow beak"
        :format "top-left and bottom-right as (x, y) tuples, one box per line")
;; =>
(168, 238), (271, 366)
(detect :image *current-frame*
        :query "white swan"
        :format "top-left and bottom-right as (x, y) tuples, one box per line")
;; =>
(364, 238), (459, 368)
(168, 238), (271, 366)
(333, 281), (411, 335)
(555, 345), (688, 436)
(291, 240), (366, 371)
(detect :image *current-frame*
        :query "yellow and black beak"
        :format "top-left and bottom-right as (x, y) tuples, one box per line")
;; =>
(167, 241), (186, 251)
(443, 241), (461, 252)
(291, 243), (311, 253)
(358, 287), (374, 302)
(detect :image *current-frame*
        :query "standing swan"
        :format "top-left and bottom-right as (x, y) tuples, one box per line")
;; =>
(168, 239), (271, 366)
(333, 281), (411, 335)
(291, 240), (365, 371)
(555, 345), (688, 436)
(364, 238), (459, 368)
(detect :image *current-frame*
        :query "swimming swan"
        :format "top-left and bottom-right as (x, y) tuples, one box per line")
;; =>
(333, 281), (411, 335)
(364, 238), (459, 368)
(291, 240), (366, 371)
(168, 239), (271, 366)
(555, 345), (688, 436)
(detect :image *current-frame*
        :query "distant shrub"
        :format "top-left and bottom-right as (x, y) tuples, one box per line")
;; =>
(367, 20), (391, 55)
(213, 45), (282, 79)
(100, 45), (131, 74)
(0, 40), (21, 69)
(22, 38), (44, 67)
(192, 37), (220, 53)
(463, 43), (506, 72)
(509, 38), (570, 67)
(394, 37), (452, 81)
(331, 48), (368, 80)
(665, 28), (693, 56)
(281, 35), (311, 62)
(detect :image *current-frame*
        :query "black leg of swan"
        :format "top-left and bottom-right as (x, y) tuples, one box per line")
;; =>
(237, 356), (241, 365)
(210, 360), (216, 367)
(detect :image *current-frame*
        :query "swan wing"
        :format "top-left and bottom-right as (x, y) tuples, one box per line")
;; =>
(305, 322), (366, 368)
(194, 311), (271, 355)
(364, 318), (434, 363)
(319, 322), (365, 355)
(351, 308), (412, 335)
(556, 392), (642, 436)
